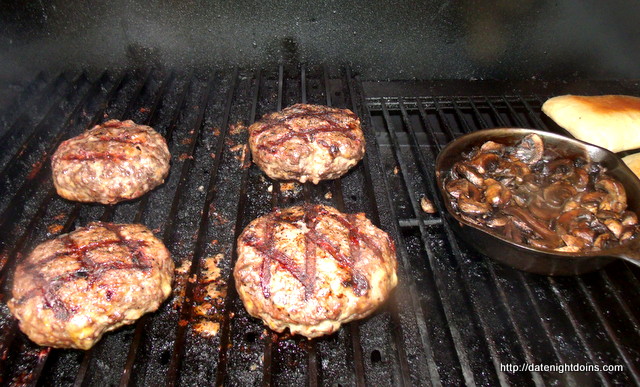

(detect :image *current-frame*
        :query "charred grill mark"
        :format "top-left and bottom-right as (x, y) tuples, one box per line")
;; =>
(96, 135), (146, 144)
(245, 205), (370, 299)
(257, 125), (359, 154)
(331, 212), (384, 258)
(16, 224), (152, 321)
(60, 150), (128, 161)
(303, 208), (317, 299)
(250, 108), (358, 137)
(245, 217), (308, 299)
(252, 107), (361, 155)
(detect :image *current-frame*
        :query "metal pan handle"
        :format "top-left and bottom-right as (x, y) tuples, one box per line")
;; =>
(610, 238), (640, 267)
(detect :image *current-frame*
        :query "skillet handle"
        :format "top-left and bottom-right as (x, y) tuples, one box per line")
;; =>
(612, 239), (640, 267)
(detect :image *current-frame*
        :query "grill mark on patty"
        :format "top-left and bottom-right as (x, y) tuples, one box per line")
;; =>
(242, 205), (371, 299)
(252, 105), (361, 155)
(59, 126), (152, 160)
(96, 134), (147, 144)
(59, 150), (128, 161)
(16, 223), (153, 321)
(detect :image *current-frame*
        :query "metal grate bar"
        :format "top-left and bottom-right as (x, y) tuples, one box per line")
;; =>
(116, 71), (193, 387)
(408, 98), (529, 385)
(0, 70), (129, 238)
(19, 68), (163, 386)
(370, 90), (638, 385)
(460, 97), (587, 386)
(211, 68), (262, 386)
(0, 72), (71, 152)
(377, 98), (484, 385)
(0, 71), (49, 137)
(0, 73), (88, 183)
(64, 70), (178, 387)
(507, 95), (640, 384)
(163, 70), (232, 385)
(0, 70), (153, 385)
(325, 67), (367, 387)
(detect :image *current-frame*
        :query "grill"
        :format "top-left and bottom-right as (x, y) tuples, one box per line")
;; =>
(0, 67), (639, 386)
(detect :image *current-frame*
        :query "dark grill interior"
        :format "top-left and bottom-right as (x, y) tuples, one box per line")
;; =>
(0, 67), (639, 386)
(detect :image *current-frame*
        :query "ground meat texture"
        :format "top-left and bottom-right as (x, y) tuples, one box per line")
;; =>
(7, 223), (174, 350)
(234, 204), (397, 338)
(248, 104), (365, 184)
(51, 119), (171, 204)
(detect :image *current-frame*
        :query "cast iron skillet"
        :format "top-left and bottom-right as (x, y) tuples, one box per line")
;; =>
(435, 128), (640, 275)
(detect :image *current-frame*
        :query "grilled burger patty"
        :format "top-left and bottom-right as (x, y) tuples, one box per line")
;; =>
(51, 119), (171, 204)
(248, 104), (365, 184)
(234, 204), (397, 338)
(8, 222), (174, 350)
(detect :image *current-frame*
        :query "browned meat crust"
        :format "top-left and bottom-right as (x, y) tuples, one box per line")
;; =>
(51, 120), (171, 204)
(7, 223), (174, 350)
(248, 104), (365, 184)
(234, 204), (397, 338)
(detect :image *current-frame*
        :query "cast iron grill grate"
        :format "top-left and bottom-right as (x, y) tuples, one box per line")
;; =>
(0, 67), (638, 386)
(367, 92), (640, 386)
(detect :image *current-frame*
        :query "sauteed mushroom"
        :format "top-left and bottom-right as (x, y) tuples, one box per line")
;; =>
(443, 133), (640, 253)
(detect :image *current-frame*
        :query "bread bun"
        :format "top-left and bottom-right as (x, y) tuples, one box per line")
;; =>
(622, 152), (640, 180)
(542, 95), (640, 153)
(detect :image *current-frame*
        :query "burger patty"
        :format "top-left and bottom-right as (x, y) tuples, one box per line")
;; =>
(248, 104), (365, 184)
(7, 222), (174, 350)
(51, 119), (171, 204)
(234, 204), (397, 338)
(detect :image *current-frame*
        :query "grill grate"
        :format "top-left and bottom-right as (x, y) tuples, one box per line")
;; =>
(367, 92), (640, 386)
(0, 68), (639, 386)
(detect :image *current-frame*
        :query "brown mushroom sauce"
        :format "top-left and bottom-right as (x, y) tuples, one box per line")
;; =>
(444, 134), (640, 252)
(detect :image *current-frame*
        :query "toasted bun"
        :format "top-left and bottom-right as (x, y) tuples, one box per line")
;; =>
(542, 95), (640, 153)
(622, 152), (640, 180)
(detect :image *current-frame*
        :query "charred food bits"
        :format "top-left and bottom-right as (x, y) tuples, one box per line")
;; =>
(51, 120), (171, 204)
(8, 223), (174, 350)
(248, 104), (365, 184)
(444, 134), (640, 252)
(234, 204), (397, 338)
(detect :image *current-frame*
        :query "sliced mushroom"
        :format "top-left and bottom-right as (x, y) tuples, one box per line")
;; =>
(498, 160), (531, 184)
(522, 173), (545, 191)
(543, 182), (578, 208)
(454, 162), (485, 187)
(571, 227), (596, 244)
(595, 178), (627, 212)
(504, 220), (524, 244)
(595, 210), (618, 220)
(512, 134), (544, 165)
(556, 208), (594, 234)
(529, 195), (562, 221)
(620, 229), (636, 243)
(562, 200), (581, 213)
(593, 233), (615, 250)
(486, 216), (509, 228)
(604, 218), (624, 239)
(420, 197), (436, 214)
(621, 211), (639, 226)
(446, 178), (470, 199)
(503, 206), (563, 248)
(567, 167), (590, 190)
(561, 234), (589, 250)
(579, 191), (607, 213)
(468, 153), (501, 174)
(484, 178), (512, 207)
(529, 238), (562, 250)
(546, 158), (575, 182)
(457, 195), (491, 215)
(554, 245), (582, 253)
(480, 141), (505, 153)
